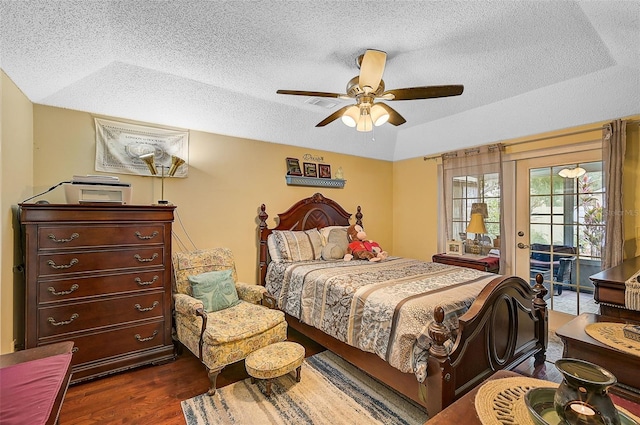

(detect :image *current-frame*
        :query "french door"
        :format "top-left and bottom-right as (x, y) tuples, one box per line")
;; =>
(514, 149), (603, 316)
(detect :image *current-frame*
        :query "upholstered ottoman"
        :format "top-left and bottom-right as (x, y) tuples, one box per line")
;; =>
(245, 341), (305, 396)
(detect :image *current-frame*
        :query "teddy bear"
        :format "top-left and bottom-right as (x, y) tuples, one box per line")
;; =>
(343, 224), (388, 262)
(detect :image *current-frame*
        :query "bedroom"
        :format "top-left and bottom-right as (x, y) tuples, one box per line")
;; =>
(2, 1), (640, 423)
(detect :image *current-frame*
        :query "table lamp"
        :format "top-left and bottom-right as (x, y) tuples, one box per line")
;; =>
(466, 203), (487, 254)
(140, 153), (185, 205)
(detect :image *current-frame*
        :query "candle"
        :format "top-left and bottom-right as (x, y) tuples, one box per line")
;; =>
(569, 402), (596, 416)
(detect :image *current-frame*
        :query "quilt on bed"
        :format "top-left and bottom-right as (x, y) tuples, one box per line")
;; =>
(266, 257), (497, 382)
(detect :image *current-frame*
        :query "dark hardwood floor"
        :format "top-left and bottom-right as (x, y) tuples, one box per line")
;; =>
(59, 328), (558, 424)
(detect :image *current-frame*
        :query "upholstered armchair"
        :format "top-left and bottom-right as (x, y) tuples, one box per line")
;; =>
(172, 248), (287, 395)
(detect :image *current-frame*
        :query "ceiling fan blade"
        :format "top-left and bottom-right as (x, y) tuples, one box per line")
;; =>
(377, 103), (406, 126)
(383, 85), (464, 101)
(316, 105), (352, 127)
(359, 50), (386, 93)
(277, 89), (344, 98)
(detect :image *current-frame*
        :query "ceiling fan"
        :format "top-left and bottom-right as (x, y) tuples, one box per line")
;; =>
(276, 49), (464, 132)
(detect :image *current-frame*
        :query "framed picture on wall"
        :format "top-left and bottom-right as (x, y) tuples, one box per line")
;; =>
(303, 162), (317, 177)
(446, 240), (464, 255)
(286, 157), (302, 176)
(318, 164), (331, 179)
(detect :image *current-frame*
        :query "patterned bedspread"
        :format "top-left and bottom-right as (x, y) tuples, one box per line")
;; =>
(266, 257), (497, 382)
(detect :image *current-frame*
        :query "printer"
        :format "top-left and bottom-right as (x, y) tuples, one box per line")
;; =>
(64, 175), (132, 204)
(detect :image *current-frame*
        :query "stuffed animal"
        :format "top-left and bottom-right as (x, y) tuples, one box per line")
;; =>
(343, 224), (388, 262)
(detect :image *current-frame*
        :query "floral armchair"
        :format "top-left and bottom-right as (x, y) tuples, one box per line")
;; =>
(172, 248), (287, 395)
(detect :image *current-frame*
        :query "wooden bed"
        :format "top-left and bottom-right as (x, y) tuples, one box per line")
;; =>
(257, 193), (547, 416)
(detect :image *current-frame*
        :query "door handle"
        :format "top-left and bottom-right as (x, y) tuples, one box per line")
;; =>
(517, 243), (530, 249)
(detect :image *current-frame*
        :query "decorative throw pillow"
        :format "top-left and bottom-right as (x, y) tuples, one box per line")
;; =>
(188, 269), (240, 312)
(321, 242), (345, 260)
(320, 225), (348, 243)
(327, 227), (349, 253)
(268, 229), (323, 262)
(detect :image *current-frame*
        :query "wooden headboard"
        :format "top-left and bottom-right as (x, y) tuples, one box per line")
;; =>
(258, 193), (362, 285)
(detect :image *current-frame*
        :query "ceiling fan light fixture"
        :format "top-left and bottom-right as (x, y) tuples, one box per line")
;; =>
(341, 105), (360, 127)
(370, 103), (389, 126)
(356, 106), (372, 132)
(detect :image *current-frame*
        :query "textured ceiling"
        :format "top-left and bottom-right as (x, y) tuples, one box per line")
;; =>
(1, 1), (639, 161)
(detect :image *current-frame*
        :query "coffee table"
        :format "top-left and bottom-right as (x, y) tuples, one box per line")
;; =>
(556, 313), (640, 403)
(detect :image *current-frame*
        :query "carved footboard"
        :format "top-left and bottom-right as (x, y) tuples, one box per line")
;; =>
(422, 274), (548, 415)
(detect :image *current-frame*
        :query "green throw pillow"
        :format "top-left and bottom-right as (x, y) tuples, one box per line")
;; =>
(188, 269), (240, 312)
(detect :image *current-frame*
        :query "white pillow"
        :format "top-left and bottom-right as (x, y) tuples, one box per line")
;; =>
(320, 225), (349, 245)
(268, 229), (323, 262)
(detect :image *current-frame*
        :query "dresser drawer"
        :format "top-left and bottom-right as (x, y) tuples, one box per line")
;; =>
(37, 247), (164, 277)
(38, 270), (165, 304)
(38, 224), (165, 250)
(49, 321), (167, 366)
(38, 292), (164, 338)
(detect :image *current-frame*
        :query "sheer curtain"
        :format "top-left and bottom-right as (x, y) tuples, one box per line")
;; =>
(602, 119), (626, 269)
(439, 144), (505, 273)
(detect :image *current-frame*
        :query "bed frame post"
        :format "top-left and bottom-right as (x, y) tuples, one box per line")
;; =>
(424, 305), (455, 415)
(258, 204), (269, 286)
(532, 273), (548, 365)
(355, 206), (363, 226)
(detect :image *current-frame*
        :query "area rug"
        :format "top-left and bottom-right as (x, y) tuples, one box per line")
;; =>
(181, 350), (428, 425)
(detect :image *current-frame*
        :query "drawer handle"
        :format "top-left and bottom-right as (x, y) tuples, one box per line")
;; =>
(47, 258), (79, 269)
(135, 330), (158, 342)
(135, 230), (159, 240)
(135, 275), (159, 286)
(134, 253), (158, 263)
(71, 347), (79, 354)
(48, 313), (79, 326)
(48, 284), (79, 296)
(134, 301), (159, 312)
(48, 232), (79, 243)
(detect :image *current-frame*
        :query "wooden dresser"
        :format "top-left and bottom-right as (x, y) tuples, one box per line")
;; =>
(19, 203), (175, 383)
(590, 255), (640, 321)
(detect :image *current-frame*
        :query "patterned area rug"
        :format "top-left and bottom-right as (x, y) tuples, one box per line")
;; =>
(547, 329), (564, 363)
(181, 350), (428, 425)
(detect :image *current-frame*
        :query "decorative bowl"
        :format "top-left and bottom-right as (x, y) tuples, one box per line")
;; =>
(525, 388), (639, 425)
(554, 358), (619, 425)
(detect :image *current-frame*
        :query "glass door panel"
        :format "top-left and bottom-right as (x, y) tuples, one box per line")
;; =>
(515, 152), (602, 316)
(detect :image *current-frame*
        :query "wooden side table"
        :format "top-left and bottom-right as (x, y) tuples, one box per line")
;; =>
(556, 313), (640, 403)
(432, 253), (500, 273)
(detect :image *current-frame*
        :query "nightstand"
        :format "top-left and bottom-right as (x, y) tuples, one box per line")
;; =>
(432, 253), (500, 273)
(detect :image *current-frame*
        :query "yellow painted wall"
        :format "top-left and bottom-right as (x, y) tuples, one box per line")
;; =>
(1, 71), (33, 353)
(31, 105), (393, 287)
(392, 156), (439, 260)
(624, 123), (640, 258)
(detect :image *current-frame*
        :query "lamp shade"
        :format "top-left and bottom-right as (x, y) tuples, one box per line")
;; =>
(341, 106), (360, 127)
(139, 153), (157, 175)
(466, 213), (487, 234)
(370, 103), (389, 126)
(168, 155), (185, 177)
(558, 167), (586, 178)
(471, 202), (488, 218)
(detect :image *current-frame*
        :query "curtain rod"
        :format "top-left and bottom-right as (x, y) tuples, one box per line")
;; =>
(423, 118), (640, 161)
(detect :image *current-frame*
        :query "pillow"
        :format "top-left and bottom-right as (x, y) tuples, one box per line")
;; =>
(320, 225), (349, 244)
(327, 227), (349, 253)
(321, 242), (345, 260)
(188, 269), (240, 312)
(268, 229), (323, 262)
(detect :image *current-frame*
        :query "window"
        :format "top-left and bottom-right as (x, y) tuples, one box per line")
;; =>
(451, 172), (501, 250)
